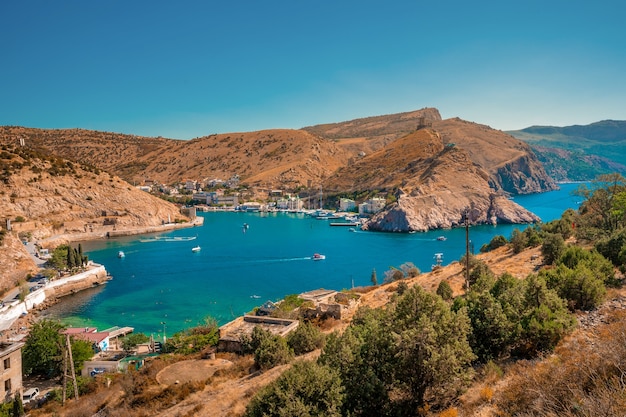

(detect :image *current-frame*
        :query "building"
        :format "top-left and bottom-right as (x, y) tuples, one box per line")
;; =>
(64, 328), (110, 353)
(0, 342), (24, 402)
(358, 197), (386, 215)
(276, 196), (304, 211)
(339, 198), (356, 212)
(217, 315), (299, 353)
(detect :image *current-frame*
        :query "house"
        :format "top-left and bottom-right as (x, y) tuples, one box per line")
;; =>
(299, 289), (360, 320)
(339, 198), (356, 212)
(63, 328), (110, 353)
(358, 197), (386, 215)
(0, 342), (24, 403)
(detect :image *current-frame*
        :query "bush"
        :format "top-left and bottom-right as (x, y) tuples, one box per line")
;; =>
(436, 280), (453, 301)
(287, 321), (325, 355)
(541, 233), (565, 265)
(480, 235), (508, 253)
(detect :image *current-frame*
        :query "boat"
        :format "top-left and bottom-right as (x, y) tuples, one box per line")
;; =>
(117, 251), (125, 258)
(312, 253), (325, 261)
(191, 246), (201, 253)
(437, 236), (447, 241)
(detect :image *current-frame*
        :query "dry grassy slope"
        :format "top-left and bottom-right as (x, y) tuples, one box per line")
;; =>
(323, 128), (450, 192)
(0, 126), (173, 180)
(1, 108), (553, 196)
(0, 147), (187, 288)
(136, 129), (352, 188)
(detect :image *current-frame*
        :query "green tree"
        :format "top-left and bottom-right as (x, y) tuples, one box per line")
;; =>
(480, 234), (508, 253)
(510, 228), (528, 254)
(575, 173), (626, 233)
(287, 321), (325, 356)
(541, 233), (565, 265)
(165, 317), (219, 354)
(121, 333), (150, 352)
(390, 286), (475, 411)
(244, 361), (344, 417)
(11, 393), (24, 417)
(319, 307), (394, 416)
(370, 268), (378, 286)
(254, 330), (293, 371)
(49, 244), (69, 270)
(71, 338), (95, 374)
(436, 280), (453, 301)
(22, 319), (65, 377)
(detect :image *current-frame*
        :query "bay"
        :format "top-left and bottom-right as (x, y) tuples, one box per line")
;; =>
(44, 183), (582, 337)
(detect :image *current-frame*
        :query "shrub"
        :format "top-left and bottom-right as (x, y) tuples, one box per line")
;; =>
(287, 321), (325, 355)
(436, 280), (453, 301)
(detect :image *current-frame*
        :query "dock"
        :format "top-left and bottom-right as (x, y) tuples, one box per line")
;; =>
(329, 222), (360, 227)
(104, 326), (134, 338)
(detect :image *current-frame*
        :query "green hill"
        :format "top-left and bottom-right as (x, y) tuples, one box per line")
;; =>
(507, 120), (626, 181)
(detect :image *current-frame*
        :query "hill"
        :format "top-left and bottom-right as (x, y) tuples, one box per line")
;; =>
(0, 109), (557, 235)
(0, 142), (193, 288)
(507, 120), (626, 181)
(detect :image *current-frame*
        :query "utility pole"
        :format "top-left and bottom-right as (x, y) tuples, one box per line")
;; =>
(62, 333), (79, 404)
(464, 207), (471, 290)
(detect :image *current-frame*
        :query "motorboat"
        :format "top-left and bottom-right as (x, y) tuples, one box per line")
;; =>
(437, 236), (447, 241)
(117, 251), (125, 258)
(312, 253), (325, 261)
(191, 246), (201, 253)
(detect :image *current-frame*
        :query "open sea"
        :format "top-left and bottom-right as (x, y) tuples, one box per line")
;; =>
(44, 183), (583, 338)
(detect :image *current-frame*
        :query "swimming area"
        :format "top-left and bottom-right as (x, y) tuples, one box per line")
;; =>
(44, 183), (583, 337)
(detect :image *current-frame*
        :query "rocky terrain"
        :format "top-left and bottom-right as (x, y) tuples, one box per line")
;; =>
(0, 144), (192, 289)
(1, 108), (556, 235)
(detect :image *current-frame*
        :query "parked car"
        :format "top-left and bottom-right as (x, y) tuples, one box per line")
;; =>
(23, 387), (39, 404)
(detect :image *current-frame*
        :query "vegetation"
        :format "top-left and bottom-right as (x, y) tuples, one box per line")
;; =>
(164, 317), (219, 354)
(22, 319), (92, 378)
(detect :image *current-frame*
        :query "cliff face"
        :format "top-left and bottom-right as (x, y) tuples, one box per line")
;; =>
(333, 129), (541, 232)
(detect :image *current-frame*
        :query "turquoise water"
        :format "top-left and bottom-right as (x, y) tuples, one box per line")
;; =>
(45, 183), (582, 337)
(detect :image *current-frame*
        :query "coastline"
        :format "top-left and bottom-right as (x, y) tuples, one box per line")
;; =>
(38, 216), (204, 248)
(1, 216), (204, 341)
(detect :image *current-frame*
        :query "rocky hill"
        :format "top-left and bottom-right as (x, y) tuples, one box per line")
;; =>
(0, 108), (556, 235)
(0, 143), (191, 288)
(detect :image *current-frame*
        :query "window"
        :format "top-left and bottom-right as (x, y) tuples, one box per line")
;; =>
(3, 358), (10, 369)
(4, 379), (10, 392)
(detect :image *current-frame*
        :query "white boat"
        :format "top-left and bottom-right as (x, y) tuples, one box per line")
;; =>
(312, 253), (325, 261)
(437, 236), (447, 241)
(191, 246), (201, 253)
(117, 251), (125, 258)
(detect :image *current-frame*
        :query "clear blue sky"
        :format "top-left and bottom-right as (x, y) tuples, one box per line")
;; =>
(2, 1), (625, 139)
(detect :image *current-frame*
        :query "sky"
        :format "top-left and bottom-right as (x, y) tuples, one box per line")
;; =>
(1, 0), (625, 140)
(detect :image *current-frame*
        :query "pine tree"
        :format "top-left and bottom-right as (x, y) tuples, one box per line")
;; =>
(371, 268), (378, 286)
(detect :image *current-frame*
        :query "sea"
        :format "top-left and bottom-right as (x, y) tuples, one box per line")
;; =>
(43, 183), (583, 338)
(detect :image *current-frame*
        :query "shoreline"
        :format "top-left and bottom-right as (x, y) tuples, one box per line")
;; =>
(39, 216), (204, 248)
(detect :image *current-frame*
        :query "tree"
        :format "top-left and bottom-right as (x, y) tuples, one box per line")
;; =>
(121, 333), (150, 352)
(287, 321), (325, 356)
(390, 286), (475, 411)
(11, 393), (24, 417)
(371, 268), (378, 286)
(541, 233), (565, 265)
(22, 319), (65, 377)
(244, 361), (344, 417)
(480, 235), (508, 253)
(71, 338), (95, 374)
(510, 228), (528, 254)
(254, 330), (293, 371)
(436, 280), (453, 301)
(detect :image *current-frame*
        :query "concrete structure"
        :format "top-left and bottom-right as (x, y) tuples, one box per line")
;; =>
(339, 198), (356, 212)
(299, 289), (360, 320)
(0, 342), (24, 402)
(217, 315), (299, 353)
(358, 197), (386, 215)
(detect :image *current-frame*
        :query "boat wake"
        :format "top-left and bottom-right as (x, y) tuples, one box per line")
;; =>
(139, 236), (197, 243)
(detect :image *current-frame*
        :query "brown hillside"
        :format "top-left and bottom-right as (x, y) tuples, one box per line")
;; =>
(0, 144), (190, 288)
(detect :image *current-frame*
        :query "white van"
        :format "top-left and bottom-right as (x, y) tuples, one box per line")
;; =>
(22, 387), (39, 404)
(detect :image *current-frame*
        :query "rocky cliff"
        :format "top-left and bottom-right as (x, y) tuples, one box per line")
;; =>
(331, 129), (541, 232)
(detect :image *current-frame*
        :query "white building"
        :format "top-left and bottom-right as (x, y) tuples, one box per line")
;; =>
(339, 198), (356, 212)
(358, 197), (386, 215)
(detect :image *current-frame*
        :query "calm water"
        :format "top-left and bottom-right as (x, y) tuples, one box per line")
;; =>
(45, 183), (582, 337)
